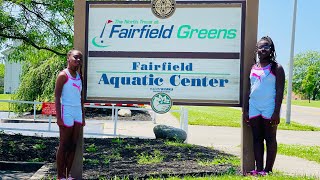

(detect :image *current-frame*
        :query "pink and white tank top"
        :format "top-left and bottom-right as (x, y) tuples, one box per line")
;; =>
(61, 69), (82, 106)
(249, 64), (276, 109)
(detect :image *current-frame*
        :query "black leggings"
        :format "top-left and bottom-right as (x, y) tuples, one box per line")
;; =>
(250, 116), (277, 172)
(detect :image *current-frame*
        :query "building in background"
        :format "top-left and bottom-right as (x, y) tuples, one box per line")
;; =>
(0, 55), (5, 64)
(1, 48), (23, 94)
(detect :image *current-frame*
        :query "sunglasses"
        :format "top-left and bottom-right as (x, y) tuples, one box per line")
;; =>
(72, 55), (83, 61)
(258, 45), (271, 50)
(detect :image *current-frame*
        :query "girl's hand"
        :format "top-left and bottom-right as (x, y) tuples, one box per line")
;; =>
(57, 117), (64, 127)
(271, 112), (280, 126)
(243, 111), (250, 126)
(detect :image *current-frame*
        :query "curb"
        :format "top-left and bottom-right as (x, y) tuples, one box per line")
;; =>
(0, 161), (44, 172)
(1, 118), (54, 123)
(30, 163), (54, 179)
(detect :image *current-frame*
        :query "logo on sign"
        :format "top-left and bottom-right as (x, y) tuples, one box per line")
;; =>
(151, 0), (176, 19)
(92, 20), (113, 48)
(151, 93), (172, 114)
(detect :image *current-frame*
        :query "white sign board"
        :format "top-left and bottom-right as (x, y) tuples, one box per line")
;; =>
(85, 1), (245, 106)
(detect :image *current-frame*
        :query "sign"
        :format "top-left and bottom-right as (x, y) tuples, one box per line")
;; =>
(151, 93), (172, 114)
(85, 1), (245, 106)
(42, 102), (56, 115)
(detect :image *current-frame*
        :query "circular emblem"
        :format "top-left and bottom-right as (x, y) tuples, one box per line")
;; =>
(151, 93), (172, 114)
(151, 0), (176, 19)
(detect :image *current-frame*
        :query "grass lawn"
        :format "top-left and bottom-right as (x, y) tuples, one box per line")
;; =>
(283, 99), (320, 108)
(278, 144), (320, 164)
(0, 94), (12, 111)
(0, 94), (12, 99)
(148, 173), (317, 180)
(171, 106), (320, 131)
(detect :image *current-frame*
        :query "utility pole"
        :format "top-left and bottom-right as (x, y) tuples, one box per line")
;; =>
(286, 0), (298, 124)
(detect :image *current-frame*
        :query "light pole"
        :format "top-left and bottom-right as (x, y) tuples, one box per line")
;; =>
(286, 0), (298, 124)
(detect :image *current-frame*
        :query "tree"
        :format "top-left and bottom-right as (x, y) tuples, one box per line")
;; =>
(0, 64), (4, 78)
(0, 0), (74, 112)
(10, 45), (66, 112)
(0, 0), (74, 56)
(0, 63), (4, 94)
(292, 51), (320, 101)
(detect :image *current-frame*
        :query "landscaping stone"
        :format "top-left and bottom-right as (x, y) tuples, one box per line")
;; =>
(153, 124), (187, 142)
(118, 109), (132, 117)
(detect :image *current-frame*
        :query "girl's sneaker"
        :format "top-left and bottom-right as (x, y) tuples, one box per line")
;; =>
(249, 170), (258, 176)
(258, 170), (268, 176)
(68, 175), (75, 180)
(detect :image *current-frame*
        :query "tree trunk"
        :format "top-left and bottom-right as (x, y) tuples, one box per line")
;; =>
(312, 88), (318, 100)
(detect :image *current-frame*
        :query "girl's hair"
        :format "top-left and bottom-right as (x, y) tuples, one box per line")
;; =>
(254, 36), (278, 74)
(67, 48), (79, 58)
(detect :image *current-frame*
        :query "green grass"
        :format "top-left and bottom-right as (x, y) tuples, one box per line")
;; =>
(164, 140), (196, 148)
(0, 94), (12, 99)
(148, 173), (317, 180)
(0, 94), (12, 111)
(278, 144), (320, 163)
(86, 144), (97, 153)
(137, 150), (164, 164)
(198, 156), (240, 167)
(278, 121), (320, 131)
(171, 106), (320, 131)
(172, 106), (242, 127)
(283, 99), (320, 108)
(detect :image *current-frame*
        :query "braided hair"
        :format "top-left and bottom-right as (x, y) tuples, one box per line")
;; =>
(254, 36), (278, 74)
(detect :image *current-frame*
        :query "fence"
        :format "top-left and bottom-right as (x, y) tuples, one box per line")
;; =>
(0, 100), (42, 120)
(0, 100), (189, 138)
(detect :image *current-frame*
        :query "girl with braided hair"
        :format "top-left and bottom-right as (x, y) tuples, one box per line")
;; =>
(55, 49), (85, 179)
(244, 36), (285, 175)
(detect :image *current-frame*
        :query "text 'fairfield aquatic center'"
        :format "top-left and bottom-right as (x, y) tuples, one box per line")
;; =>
(98, 62), (230, 88)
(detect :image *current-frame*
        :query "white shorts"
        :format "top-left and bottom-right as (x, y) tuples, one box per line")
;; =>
(249, 103), (274, 120)
(61, 105), (83, 127)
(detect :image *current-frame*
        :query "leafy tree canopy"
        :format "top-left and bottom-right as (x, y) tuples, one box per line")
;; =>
(0, 0), (73, 112)
(0, 64), (4, 78)
(0, 0), (74, 56)
(292, 51), (320, 100)
(11, 45), (66, 112)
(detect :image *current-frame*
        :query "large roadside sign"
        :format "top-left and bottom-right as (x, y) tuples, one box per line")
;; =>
(85, 1), (245, 106)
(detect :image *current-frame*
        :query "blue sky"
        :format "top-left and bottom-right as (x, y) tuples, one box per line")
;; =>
(258, 0), (320, 73)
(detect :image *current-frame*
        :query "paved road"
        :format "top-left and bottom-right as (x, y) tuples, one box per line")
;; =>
(232, 104), (320, 127)
(280, 104), (320, 127)
(0, 112), (16, 119)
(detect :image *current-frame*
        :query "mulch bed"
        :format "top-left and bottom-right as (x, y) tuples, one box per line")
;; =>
(0, 133), (240, 179)
(1, 107), (241, 179)
(16, 107), (153, 121)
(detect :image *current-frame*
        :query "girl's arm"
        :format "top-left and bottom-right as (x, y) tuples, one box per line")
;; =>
(243, 77), (251, 124)
(272, 63), (285, 125)
(54, 71), (67, 126)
